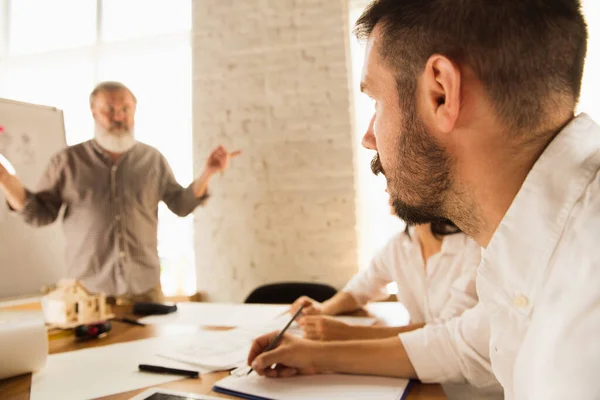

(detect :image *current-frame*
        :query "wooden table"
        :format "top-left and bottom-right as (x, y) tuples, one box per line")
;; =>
(0, 302), (447, 400)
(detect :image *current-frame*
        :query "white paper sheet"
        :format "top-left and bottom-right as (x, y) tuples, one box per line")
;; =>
(157, 329), (251, 371)
(155, 313), (378, 371)
(140, 303), (378, 329)
(138, 303), (289, 327)
(156, 314), (292, 370)
(30, 332), (224, 400)
(214, 372), (411, 400)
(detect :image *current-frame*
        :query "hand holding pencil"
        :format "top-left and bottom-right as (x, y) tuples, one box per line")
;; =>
(247, 305), (320, 378)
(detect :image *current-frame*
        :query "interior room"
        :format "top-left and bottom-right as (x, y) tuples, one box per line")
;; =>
(1, 1), (599, 399)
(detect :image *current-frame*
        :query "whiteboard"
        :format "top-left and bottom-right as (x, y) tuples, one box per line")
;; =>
(0, 98), (67, 299)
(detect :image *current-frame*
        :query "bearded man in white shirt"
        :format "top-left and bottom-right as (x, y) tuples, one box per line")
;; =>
(247, 1), (600, 399)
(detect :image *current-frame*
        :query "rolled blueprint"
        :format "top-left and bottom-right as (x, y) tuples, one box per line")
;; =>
(0, 310), (48, 379)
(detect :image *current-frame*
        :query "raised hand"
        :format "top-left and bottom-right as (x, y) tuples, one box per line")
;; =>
(204, 145), (241, 175)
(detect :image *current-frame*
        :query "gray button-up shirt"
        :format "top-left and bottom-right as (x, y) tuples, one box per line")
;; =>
(15, 140), (207, 296)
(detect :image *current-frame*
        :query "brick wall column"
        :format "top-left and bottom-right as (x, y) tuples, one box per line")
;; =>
(192, 0), (358, 302)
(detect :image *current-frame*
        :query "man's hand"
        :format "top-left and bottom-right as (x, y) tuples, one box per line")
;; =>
(0, 155), (13, 185)
(204, 145), (241, 176)
(249, 330), (418, 379)
(193, 145), (241, 197)
(298, 316), (354, 341)
(248, 331), (320, 378)
(290, 296), (324, 316)
(0, 154), (26, 211)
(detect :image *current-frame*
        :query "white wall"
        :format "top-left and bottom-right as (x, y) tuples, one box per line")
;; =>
(191, 0), (359, 302)
(190, 0), (599, 303)
(580, 0), (600, 123)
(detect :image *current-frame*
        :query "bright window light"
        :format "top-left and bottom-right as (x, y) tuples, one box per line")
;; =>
(0, 1), (195, 297)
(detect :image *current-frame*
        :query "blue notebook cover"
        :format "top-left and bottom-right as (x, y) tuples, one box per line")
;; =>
(212, 385), (273, 400)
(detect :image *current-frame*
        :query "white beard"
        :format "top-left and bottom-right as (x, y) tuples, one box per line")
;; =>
(94, 123), (136, 154)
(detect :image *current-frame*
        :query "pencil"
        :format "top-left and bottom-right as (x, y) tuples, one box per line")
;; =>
(247, 304), (305, 375)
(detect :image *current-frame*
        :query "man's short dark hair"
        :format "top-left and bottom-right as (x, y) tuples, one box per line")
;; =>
(355, 0), (588, 133)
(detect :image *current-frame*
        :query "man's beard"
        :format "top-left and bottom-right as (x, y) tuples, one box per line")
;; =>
(94, 123), (136, 154)
(371, 104), (453, 225)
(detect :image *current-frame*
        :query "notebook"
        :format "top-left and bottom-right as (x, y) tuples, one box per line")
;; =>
(212, 372), (413, 400)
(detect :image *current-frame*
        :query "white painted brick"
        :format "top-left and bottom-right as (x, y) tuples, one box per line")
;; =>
(192, 0), (358, 302)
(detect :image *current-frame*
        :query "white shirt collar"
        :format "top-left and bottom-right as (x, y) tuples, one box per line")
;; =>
(481, 113), (600, 297)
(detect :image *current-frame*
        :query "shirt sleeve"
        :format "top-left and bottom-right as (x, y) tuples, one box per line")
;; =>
(11, 153), (64, 226)
(342, 235), (400, 306)
(160, 154), (209, 217)
(399, 303), (499, 390)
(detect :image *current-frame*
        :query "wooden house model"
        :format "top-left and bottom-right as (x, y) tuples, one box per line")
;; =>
(41, 279), (113, 329)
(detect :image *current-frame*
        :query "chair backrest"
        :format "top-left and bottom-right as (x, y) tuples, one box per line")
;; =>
(244, 282), (338, 304)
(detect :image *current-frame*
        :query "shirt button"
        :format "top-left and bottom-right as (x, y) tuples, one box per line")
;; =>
(119, 251), (126, 258)
(115, 215), (121, 221)
(513, 295), (529, 308)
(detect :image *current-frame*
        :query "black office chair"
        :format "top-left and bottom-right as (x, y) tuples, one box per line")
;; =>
(244, 282), (338, 304)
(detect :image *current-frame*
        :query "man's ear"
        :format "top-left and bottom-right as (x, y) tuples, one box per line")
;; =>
(419, 54), (461, 134)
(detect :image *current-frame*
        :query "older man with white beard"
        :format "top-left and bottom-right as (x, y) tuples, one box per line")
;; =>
(0, 81), (240, 303)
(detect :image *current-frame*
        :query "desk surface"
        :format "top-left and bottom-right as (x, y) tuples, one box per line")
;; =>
(0, 302), (447, 400)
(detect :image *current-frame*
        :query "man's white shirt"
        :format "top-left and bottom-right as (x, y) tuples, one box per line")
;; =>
(400, 113), (600, 399)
